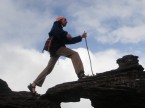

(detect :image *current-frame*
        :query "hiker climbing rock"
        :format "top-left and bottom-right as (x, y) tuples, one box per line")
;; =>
(28, 16), (87, 96)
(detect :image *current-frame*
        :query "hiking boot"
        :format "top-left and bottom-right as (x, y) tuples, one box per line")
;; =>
(77, 71), (87, 79)
(80, 75), (88, 79)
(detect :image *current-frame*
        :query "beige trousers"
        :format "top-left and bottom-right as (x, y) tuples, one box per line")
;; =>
(33, 47), (84, 87)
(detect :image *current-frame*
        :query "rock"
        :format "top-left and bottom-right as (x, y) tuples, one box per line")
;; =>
(0, 85), (60, 108)
(116, 54), (144, 71)
(1, 55), (145, 108)
(0, 79), (11, 93)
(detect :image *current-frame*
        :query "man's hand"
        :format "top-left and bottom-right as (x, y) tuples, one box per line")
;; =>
(81, 32), (87, 38)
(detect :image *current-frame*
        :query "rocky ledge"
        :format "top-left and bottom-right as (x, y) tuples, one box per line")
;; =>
(1, 55), (145, 108)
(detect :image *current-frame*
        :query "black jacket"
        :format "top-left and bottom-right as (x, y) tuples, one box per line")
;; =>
(43, 21), (82, 56)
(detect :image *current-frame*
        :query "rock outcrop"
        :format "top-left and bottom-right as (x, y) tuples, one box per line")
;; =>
(1, 55), (145, 108)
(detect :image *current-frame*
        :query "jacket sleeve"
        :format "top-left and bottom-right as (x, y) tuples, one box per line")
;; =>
(65, 36), (82, 44)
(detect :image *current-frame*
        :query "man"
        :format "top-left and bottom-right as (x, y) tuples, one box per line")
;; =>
(28, 16), (87, 96)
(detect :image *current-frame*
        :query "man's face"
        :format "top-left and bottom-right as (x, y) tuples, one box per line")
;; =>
(60, 18), (67, 27)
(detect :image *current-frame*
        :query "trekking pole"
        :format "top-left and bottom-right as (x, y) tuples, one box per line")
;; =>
(85, 37), (94, 76)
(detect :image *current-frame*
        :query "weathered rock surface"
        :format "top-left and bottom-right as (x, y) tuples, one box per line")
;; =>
(0, 79), (60, 108)
(1, 55), (145, 108)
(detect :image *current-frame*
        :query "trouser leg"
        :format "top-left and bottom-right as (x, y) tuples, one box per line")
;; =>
(33, 56), (59, 87)
(56, 47), (84, 76)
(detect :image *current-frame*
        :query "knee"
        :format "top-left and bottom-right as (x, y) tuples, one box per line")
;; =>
(67, 51), (80, 59)
(73, 51), (79, 57)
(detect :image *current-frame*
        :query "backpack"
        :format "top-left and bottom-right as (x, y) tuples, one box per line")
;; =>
(42, 37), (53, 53)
